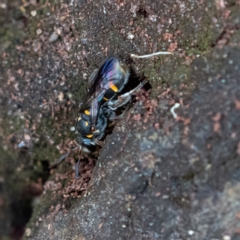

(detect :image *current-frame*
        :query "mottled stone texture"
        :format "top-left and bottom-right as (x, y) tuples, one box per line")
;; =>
(0, 0), (240, 239)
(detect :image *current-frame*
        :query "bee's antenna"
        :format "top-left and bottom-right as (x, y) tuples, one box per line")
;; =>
(55, 147), (79, 164)
(75, 159), (81, 179)
(75, 146), (82, 179)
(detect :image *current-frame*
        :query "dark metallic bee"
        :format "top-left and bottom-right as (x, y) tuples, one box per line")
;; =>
(55, 57), (147, 178)
(80, 57), (147, 129)
(76, 107), (108, 151)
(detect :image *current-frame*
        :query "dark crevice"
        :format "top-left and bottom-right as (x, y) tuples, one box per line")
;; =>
(137, 8), (149, 18)
(7, 150), (51, 240)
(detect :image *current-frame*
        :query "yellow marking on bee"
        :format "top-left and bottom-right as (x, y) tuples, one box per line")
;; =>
(86, 134), (93, 138)
(85, 121), (89, 127)
(110, 84), (118, 92)
(84, 110), (90, 115)
(103, 97), (109, 101)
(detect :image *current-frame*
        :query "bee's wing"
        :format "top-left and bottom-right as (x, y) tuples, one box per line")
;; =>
(81, 57), (123, 126)
(87, 68), (98, 90)
(88, 57), (121, 95)
(79, 58), (114, 111)
(79, 86), (106, 113)
(79, 94), (93, 112)
(85, 57), (122, 125)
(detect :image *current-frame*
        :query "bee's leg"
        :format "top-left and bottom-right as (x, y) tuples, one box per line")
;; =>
(108, 94), (131, 110)
(93, 115), (108, 141)
(75, 158), (81, 179)
(90, 106), (108, 145)
(92, 130), (106, 145)
(54, 147), (79, 164)
(108, 79), (148, 110)
(107, 104), (132, 121)
(109, 114), (125, 121)
(107, 110), (119, 120)
(55, 151), (71, 164)
(94, 139), (105, 147)
(102, 108), (119, 120)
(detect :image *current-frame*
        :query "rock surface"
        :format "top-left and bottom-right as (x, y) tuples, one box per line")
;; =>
(0, 0), (240, 239)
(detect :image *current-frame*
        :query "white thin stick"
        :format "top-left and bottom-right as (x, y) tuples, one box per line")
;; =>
(170, 103), (180, 119)
(130, 51), (173, 59)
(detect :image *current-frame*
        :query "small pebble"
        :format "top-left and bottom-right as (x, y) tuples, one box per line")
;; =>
(223, 236), (231, 240)
(25, 228), (31, 237)
(36, 28), (42, 35)
(188, 230), (194, 235)
(70, 126), (75, 131)
(162, 195), (169, 199)
(58, 92), (64, 101)
(31, 10), (37, 17)
(49, 32), (59, 42)
(103, 6), (106, 14)
(0, 3), (7, 9)
(127, 32), (134, 40)
(48, 224), (51, 230)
